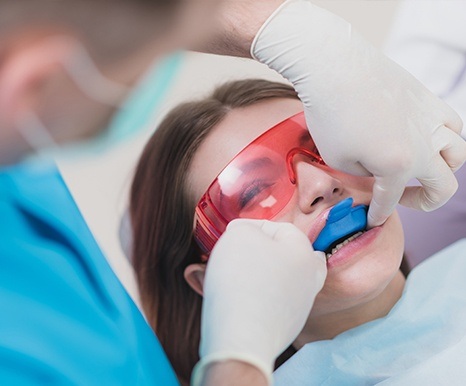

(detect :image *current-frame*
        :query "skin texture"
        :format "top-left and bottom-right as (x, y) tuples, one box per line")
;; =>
(0, 28), (178, 165)
(197, 0), (285, 57)
(202, 361), (268, 386)
(0, 0), (284, 166)
(186, 98), (406, 348)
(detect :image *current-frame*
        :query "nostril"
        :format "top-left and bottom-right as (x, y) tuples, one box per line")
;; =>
(311, 196), (324, 206)
(333, 188), (340, 194)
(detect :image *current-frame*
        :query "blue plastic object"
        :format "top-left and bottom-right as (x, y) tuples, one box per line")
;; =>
(313, 197), (368, 252)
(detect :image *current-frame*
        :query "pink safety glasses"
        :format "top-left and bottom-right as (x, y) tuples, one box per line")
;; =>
(193, 111), (325, 255)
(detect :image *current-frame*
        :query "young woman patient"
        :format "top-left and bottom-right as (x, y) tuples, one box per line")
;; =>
(129, 79), (466, 385)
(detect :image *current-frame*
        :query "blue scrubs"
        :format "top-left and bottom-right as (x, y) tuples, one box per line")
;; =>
(0, 162), (179, 385)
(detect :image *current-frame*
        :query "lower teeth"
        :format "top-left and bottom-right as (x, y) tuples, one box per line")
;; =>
(326, 231), (364, 260)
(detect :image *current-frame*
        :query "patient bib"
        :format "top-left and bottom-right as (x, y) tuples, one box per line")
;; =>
(274, 239), (466, 385)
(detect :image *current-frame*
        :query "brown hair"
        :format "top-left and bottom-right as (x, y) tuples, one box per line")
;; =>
(130, 79), (298, 384)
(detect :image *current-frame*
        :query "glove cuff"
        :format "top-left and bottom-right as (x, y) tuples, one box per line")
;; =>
(250, 0), (297, 61)
(191, 353), (273, 386)
(251, 0), (351, 60)
(251, 0), (353, 109)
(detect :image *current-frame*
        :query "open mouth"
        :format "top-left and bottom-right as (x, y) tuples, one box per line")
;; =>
(324, 230), (366, 260)
(311, 197), (368, 260)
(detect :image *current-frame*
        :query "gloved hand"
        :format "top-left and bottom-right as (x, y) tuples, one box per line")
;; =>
(191, 219), (327, 386)
(252, 0), (466, 227)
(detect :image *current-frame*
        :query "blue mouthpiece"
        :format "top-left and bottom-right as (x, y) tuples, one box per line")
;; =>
(313, 198), (368, 253)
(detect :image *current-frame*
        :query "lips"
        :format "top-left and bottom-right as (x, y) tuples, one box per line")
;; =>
(326, 225), (382, 268)
(308, 199), (369, 252)
(307, 206), (333, 244)
(324, 230), (365, 258)
(308, 200), (367, 243)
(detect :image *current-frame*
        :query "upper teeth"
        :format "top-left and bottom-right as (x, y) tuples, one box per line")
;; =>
(326, 231), (364, 260)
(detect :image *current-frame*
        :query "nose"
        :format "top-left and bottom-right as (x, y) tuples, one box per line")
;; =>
(293, 156), (343, 214)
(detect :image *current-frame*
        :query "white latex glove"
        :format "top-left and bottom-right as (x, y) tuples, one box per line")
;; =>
(252, 0), (466, 227)
(191, 219), (327, 386)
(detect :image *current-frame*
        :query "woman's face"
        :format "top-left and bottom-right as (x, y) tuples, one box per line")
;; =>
(188, 97), (404, 318)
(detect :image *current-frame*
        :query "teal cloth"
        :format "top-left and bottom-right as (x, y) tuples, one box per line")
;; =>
(274, 239), (466, 385)
(102, 52), (183, 144)
(30, 52), (184, 164)
(0, 162), (179, 385)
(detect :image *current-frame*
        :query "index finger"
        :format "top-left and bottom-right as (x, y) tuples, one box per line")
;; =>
(259, 220), (311, 245)
(367, 175), (405, 228)
(399, 156), (458, 211)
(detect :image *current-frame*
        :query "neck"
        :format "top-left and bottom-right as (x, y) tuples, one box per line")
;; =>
(293, 270), (405, 349)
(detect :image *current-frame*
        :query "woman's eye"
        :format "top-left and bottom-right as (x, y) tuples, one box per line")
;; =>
(239, 181), (274, 209)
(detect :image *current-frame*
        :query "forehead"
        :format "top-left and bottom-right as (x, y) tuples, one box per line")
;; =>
(188, 97), (303, 202)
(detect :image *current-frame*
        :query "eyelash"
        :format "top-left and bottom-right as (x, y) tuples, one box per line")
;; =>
(239, 180), (274, 209)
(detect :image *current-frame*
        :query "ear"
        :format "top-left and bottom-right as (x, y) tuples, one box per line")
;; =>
(184, 263), (207, 296)
(0, 33), (74, 127)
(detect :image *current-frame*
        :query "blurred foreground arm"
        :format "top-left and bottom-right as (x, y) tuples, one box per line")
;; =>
(201, 361), (268, 386)
(193, 219), (327, 386)
(205, 0), (466, 228)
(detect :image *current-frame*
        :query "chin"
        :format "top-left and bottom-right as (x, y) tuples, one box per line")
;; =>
(311, 213), (404, 315)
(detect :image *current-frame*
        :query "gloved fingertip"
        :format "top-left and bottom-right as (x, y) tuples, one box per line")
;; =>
(367, 210), (386, 229)
(313, 251), (326, 263)
(226, 218), (260, 231)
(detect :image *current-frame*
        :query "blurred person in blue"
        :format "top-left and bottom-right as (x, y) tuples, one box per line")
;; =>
(1, 1), (466, 386)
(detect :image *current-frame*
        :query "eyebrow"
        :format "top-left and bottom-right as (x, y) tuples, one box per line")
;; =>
(239, 156), (275, 173)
